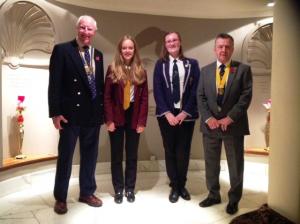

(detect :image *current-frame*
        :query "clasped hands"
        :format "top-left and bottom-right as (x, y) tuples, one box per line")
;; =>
(106, 122), (145, 133)
(207, 116), (233, 131)
(165, 112), (187, 126)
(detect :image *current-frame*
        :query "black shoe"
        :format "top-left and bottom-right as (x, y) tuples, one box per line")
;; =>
(169, 189), (179, 203)
(226, 202), (238, 215)
(180, 188), (191, 200)
(125, 191), (135, 203)
(199, 197), (221, 207)
(114, 191), (123, 204)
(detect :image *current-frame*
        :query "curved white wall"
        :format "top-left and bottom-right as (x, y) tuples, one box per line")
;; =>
(0, 0), (270, 174)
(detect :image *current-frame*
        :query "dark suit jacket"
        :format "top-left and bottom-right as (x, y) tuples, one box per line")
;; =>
(197, 60), (252, 136)
(48, 39), (104, 126)
(104, 66), (148, 129)
(153, 58), (200, 120)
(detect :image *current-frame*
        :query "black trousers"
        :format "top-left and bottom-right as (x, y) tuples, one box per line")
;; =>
(109, 104), (140, 193)
(54, 125), (100, 202)
(203, 134), (244, 204)
(157, 115), (195, 190)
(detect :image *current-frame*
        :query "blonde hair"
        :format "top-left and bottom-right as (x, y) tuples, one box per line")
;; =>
(110, 35), (146, 84)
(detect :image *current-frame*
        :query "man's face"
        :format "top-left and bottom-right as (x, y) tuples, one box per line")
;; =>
(214, 38), (234, 64)
(77, 17), (96, 46)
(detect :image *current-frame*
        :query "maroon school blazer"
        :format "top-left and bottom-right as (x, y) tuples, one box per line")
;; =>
(104, 66), (148, 129)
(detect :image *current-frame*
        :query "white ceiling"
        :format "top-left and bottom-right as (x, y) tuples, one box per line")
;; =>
(53, 0), (274, 19)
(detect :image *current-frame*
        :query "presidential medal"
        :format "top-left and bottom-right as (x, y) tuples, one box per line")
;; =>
(85, 65), (93, 75)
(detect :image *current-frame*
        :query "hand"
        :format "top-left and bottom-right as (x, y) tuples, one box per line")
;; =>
(136, 125), (145, 133)
(206, 117), (219, 130)
(106, 122), (116, 132)
(218, 116), (233, 131)
(165, 112), (179, 126)
(52, 115), (68, 130)
(176, 112), (187, 125)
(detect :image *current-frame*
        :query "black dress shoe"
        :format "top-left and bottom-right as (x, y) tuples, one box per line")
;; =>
(180, 188), (191, 200)
(114, 192), (123, 204)
(199, 197), (221, 207)
(226, 202), (238, 215)
(169, 189), (179, 203)
(54, 201), (68, 214)
(125, 191), (135, 202)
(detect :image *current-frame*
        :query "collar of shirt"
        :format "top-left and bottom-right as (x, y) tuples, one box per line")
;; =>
(76, 37), (91, 52)
(169, 55), (180, 62)
(217, 60), (231, 69)
(169, 55), (184, 68)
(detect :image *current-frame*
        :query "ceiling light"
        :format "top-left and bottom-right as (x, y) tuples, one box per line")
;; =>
(267, 1), (275, 7)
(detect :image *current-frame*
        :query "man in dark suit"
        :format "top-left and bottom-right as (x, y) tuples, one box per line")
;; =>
(197, 33), (252, 215)
(48, 15), (104, 214)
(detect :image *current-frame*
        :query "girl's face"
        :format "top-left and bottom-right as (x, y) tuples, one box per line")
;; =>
(165, 32), (181, 58)
(121, 39), (135, 64)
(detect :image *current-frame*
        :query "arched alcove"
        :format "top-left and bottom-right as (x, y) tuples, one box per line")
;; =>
(0, 0), (57, 169)
(242, 21), (273, 154)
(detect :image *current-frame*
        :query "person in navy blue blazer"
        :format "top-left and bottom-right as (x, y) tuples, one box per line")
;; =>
(48, 15), (104, 214)
(153, 31), (200, 203)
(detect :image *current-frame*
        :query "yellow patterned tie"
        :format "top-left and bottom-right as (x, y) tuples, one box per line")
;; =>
(123, 80), (131, 110)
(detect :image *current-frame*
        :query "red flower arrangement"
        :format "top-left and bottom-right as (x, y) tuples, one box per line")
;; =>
(16, 96), (26, 159)
(16, 96), (25, 127)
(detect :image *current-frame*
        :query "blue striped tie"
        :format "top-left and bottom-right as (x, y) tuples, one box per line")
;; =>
(84, 46), (97, 99)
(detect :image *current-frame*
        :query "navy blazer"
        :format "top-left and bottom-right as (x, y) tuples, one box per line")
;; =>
(153, 57), (200, 120)
(197, 60), (252, 136)
(48, 39), (104, 126)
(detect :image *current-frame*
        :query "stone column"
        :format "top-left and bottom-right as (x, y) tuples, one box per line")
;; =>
(268, 0), (300, 223)
(0, 48), (4, 167)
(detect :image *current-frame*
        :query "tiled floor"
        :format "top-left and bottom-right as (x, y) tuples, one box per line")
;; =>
(0, 158), (268, 224)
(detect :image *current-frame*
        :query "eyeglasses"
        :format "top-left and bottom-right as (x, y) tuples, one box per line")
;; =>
(165, 38), (179, 44)
(78, 26), (94, 32)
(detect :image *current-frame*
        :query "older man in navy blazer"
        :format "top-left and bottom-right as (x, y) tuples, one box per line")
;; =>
(197, 33), (252, 215)
(48, 15), (104, 214)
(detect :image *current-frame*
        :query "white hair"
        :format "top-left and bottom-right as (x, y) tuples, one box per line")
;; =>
(76, 15), (98, 30)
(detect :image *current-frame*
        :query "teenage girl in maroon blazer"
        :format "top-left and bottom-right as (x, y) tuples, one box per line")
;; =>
(104, 35), (148, 204)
